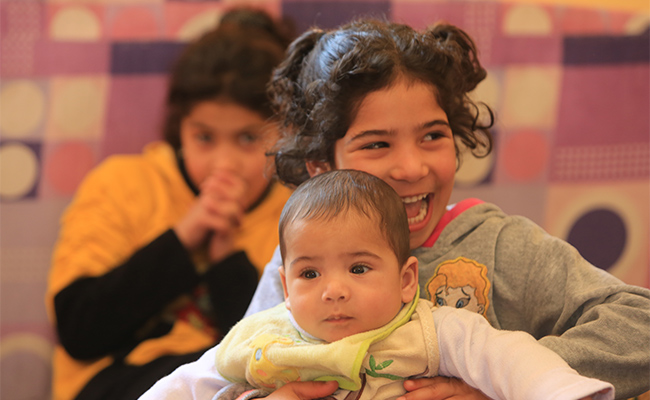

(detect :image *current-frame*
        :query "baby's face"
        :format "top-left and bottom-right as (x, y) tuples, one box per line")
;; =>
(280, 213), (416, 343)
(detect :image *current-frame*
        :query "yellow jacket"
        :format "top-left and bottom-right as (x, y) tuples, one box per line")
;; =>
(45, 141), (291, 400)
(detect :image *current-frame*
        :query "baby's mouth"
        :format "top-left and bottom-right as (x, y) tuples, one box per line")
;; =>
(402, 194), (429, 225)
(325, 315), (352, 322)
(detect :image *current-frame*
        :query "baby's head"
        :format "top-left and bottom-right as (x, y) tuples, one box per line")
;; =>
(278, 170), (418, 342)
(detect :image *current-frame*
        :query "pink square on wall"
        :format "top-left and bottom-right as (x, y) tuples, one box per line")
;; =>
(103, 75), (167, 158)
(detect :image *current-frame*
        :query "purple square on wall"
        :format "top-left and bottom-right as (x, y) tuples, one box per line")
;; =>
(103, 75), (167, 158)
(282, 1), (391, 33)
(555, 64), (649, 147)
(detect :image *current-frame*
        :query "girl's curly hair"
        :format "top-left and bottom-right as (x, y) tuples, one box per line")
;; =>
(268, 19), (494, 186)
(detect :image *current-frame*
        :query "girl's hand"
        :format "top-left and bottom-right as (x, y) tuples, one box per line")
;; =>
(261, 381), (338, 399)
(174, 170), (246, 262)
(397, 377), (488, 400)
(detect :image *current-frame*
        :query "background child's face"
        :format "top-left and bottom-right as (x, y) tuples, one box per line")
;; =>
(280, 212), (417, 343)
(309, 79), (457, 249)
(180, 100), (275, 209)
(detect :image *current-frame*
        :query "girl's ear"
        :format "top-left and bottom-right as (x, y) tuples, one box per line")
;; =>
(400, 256), (419, 304)
(279, 266), (291, 310)
(306, 160), (333, 177)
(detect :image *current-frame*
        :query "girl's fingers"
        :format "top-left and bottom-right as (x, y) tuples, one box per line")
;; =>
(399, 377), (488, 400)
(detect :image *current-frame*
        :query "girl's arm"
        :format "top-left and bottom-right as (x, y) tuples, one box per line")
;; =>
(54, 229), (201, 359)
(203, 251), (259, 333)
(494, 217), (650, 398)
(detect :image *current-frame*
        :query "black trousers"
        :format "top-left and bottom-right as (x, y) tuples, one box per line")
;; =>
(74, 349), (207, 400)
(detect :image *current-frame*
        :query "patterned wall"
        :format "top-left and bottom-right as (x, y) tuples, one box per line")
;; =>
(0, 0), (648, 398)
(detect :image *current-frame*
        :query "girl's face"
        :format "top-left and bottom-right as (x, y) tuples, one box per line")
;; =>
(180, 100), (275, 210)
(309, 79), (457, 249)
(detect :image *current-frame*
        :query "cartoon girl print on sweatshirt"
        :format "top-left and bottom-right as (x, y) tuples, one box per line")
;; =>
(426, 257), (491, 317)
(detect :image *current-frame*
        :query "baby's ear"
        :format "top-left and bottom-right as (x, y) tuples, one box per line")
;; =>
(279, 266), (291, 310)
(401, 256), (419, 303)
(306, 161), (332, 177)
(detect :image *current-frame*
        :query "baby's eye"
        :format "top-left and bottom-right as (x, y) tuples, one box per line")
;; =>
(301, 270), (319, 279)
(350, 264), (370, 274)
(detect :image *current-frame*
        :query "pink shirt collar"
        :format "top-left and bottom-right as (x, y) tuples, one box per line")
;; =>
(421, 198), (484, 248)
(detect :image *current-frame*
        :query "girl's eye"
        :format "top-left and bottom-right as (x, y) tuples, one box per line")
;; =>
(423, 132), (444, 141)
(301, 270), (319, 279)
(361, 141), (389, 150)
(195, 132), (213, 143)
(436, 297), (446, 307)
(350, 264), (370, 274)
(239, 132), (259, 146)
(455, 298), (469, 308)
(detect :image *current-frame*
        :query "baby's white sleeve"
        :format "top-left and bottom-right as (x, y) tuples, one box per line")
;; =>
(433, 306), (614, 400)
(138, 345), (230, 400)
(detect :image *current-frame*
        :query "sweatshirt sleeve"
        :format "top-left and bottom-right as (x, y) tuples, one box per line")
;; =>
(244, 246), (285, 317)
(203, 251), (259, 334)
(493, 217), (650, 399)
(434, 306), (614, 400)
(54, 229), (201, 360)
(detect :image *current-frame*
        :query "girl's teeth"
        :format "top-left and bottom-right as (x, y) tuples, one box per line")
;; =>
(402, 194), (427, 204)
(407, 199), (428, 224)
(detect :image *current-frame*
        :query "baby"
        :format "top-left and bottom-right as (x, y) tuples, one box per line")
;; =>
(208, 170), (613, 400)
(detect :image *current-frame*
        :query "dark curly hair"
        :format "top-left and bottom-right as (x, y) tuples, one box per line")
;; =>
(268, 19), (494, 186)
(163, 8), (294, 150)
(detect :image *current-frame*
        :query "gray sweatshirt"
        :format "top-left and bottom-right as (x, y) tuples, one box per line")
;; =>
(245, 201), (650, 399)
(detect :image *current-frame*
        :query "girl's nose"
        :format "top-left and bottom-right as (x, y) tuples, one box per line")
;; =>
(389, 148), (429, 182)
(322, 280), (349, 302)
(211, 145), (242, 173)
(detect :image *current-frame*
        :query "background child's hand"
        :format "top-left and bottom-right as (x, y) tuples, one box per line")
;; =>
(174, 170), (246, 261)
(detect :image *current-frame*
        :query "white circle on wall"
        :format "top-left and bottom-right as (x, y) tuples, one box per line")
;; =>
(624, 13), (650, 35)
(0, 333), (54, 363)
(470, 72), (500, 112)
(0, 142), (39, 200)
(177, 10), (222, 41)
(0, 81), (45, 138)
(456, 148), (494, 186)
(503, 4), (553, 36)
(51, 78), (103, 138)
(50, 7), (101, 41)
(503, 67), (559, 129)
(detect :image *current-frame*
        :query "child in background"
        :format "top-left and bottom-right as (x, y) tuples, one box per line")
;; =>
(141, 169), (614, 400)
(45, 9), (294, 400)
